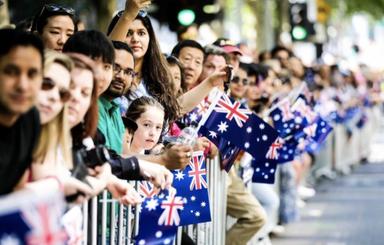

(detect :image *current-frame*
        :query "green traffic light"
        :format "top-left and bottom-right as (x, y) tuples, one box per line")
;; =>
(178, 9), (196, 26)
(292, 26), (308, 40)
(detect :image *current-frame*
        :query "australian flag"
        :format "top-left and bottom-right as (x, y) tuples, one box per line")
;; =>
(251, 138), (282, 183)
(178, 94), (213, 128)
(199, 126), (242, 172)
(135, 190), (181, 245)
(201, 92), (278, 163)
(291, 96), (317, 125)
(276, 137), (298, 164)
(269, 98), (308, 138)
(251, 136), (298, 183)
(295, 116), (333, 145)
(251, 157), (278, 184)
(0, 186), (67, 245)
(171, 151), (211, 225)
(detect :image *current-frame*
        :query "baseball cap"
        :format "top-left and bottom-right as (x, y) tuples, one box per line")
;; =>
(213, 38), (243, 56)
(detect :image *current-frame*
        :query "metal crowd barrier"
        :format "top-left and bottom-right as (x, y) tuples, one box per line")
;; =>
(79, 106), (382, 245)
(81, 156), (227, 245)
(312, 106), (381, 180)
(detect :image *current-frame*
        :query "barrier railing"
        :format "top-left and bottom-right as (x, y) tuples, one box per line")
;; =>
(81, 155), (227, 245)
(80, 106), (382, 245)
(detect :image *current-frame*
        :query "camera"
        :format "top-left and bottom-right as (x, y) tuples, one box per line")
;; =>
(74, 145), (111, 168)
(71, 145), (111, 186)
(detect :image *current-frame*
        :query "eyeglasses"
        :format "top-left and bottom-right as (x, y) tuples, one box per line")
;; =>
(231, 76), (248, 85)
(113, 64), (136, 78)
(41, 77), (71, 103)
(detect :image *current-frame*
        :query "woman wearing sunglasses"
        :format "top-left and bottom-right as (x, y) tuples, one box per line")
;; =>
(33, 3), (77, 52)
(31, 50), (94, 202)
(229, 64), (249, 102)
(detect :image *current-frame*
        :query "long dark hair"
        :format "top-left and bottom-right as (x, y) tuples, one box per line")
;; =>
(107, 11), (180, 125)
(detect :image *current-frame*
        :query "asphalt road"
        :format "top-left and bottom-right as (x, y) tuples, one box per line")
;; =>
(271, 162), (384, 245)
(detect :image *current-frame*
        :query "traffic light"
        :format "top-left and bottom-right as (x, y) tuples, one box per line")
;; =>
(289, 2), (313, 41)
(150, 0), (221, 32)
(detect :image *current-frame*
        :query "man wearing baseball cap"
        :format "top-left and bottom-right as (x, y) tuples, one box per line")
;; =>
(213, 38), (243, 72)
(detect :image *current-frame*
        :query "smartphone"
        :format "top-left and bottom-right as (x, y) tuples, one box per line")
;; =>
(224, 65), (233, 92)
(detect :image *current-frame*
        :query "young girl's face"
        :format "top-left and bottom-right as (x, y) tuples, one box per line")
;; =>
(131, 105), (164, 152)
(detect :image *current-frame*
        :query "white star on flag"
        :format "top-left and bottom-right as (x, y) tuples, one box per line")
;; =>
(217, 121), (228, 133)
(145, 198), (159, 211)
(0, 235), (21, 245)
(155, 231), (163, 238)
(201, 202), (206, 207)
(174, 170), (185, 180)
(244, 142), (250, 149)
(209, 130), (217, 138)
(259, 123), (265, 130)
(189, 112), (198, 122)
(195, 211), (201, 217)
(262, 135), (268, 141)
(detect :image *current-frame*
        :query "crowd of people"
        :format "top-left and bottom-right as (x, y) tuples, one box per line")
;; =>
(0, 0), (382, 244)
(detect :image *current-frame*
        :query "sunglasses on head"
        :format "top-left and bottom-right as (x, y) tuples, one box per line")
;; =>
(113, 64), (136, 78)
(231, 76), (248, 85)
(117, 9), (147, 18)
(39, 4), (75, 16)
(41, 77), (71, 103)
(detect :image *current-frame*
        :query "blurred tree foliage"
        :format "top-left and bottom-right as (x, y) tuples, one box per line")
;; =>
(8, 0), (116, 31)
(328, 0), (384, 19)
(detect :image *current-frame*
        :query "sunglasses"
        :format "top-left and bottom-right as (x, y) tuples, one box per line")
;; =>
(117, 9), (147, 18)
(41, 77), (71, 103)
(231, 76), (248, 85)
(40, 4), (75, 16)
(113, 64), (136, 78)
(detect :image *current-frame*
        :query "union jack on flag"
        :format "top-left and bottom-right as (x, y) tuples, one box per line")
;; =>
(0, 182), (67, 245)
(158, 192), (185, 226)
(280, 99), (294, 122)
(197, 96), (212, 114)
(138, 181), (157, 198)
(291, 97), (317, 123)
(214, 94), (252, 128)
(24, 204), (67, 245)
(265, 138), (283, 160)
(188, 153), (208, 190)
(303, 123), (318, 138)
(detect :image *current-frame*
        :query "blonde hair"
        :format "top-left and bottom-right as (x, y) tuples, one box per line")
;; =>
(33, 50), (74, 169)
